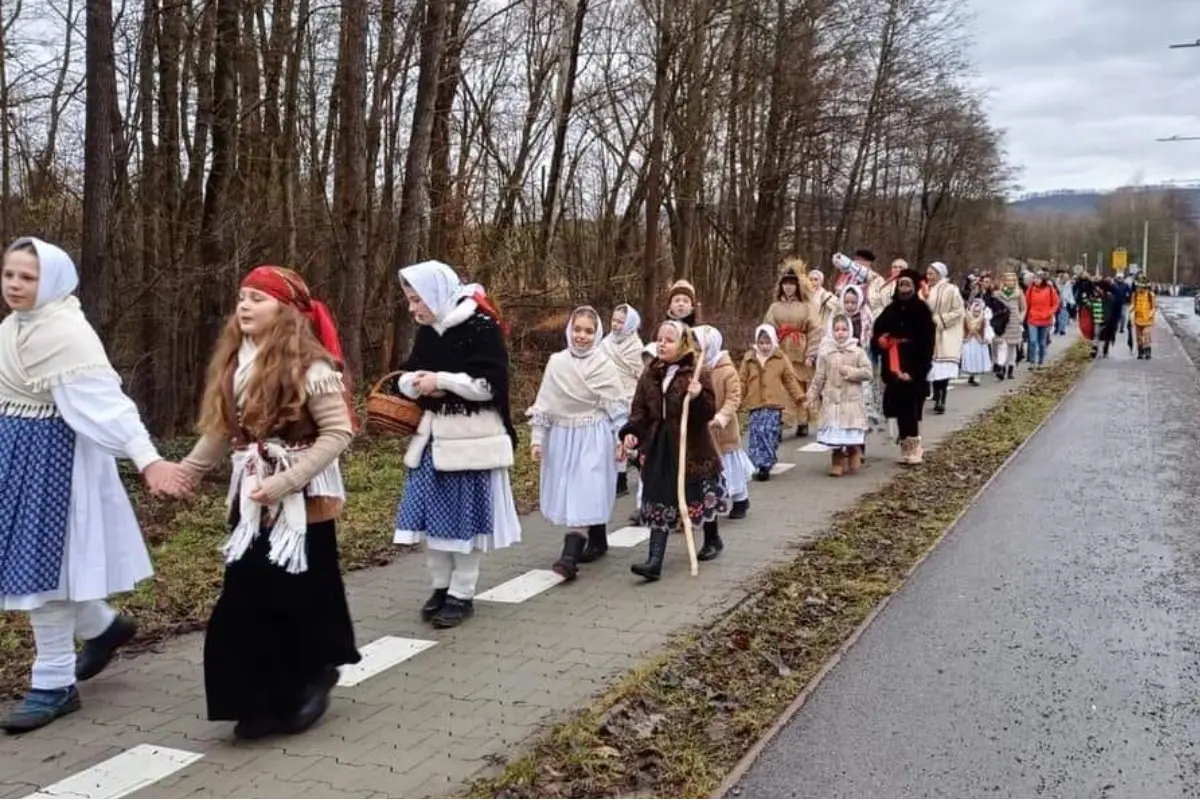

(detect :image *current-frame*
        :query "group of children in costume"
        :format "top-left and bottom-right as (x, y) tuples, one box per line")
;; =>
(3, 240), (1038, 742)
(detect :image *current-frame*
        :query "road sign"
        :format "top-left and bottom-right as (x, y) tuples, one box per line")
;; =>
(1112, 248), (1128, 270)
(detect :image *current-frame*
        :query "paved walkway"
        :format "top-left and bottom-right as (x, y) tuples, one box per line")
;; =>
(726, 317), (1197, 798)
(0, 332), (1077, 799)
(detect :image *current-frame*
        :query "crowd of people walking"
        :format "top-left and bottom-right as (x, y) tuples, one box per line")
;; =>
(0, 236), (1158, 744)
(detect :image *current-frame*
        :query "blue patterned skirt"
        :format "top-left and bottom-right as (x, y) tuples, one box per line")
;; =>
(746, 408), (783, 470)
(0, 412), (76, 596)
(395, 447), (493, 544)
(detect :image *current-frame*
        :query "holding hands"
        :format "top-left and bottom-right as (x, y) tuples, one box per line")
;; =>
(143, 460), (195, 499)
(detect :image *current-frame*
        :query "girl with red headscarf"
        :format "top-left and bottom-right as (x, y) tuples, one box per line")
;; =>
(180, 265), (361, 741)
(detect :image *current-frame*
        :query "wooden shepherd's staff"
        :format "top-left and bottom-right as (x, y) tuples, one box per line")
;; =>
(677, 392), (699, 576)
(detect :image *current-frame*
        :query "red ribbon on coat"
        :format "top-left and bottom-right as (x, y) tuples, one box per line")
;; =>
(877, 333), (906, 376)
(776, 324), (804, 345)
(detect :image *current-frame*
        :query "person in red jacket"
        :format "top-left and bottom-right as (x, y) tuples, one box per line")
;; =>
(1024, 272), (1060, 368)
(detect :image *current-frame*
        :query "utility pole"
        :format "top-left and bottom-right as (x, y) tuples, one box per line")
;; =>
(1143, 219), (1150, 276)
(1173, 226), (1180, 288)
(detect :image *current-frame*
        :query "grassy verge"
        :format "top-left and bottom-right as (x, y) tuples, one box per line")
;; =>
(0, 426), (539, 700)
(464, 341), (1093, 799)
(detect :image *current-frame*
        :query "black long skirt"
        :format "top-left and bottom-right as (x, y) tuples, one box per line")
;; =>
(204, 518), (361, 722)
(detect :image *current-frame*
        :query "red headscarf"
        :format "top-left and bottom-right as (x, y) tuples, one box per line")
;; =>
(241, 266), (345, 363)
(241, 265), (358, 430)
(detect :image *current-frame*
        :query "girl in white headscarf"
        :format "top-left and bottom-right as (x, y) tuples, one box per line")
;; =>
(393, 260), (521, 630)
(598, 303), (643, 496)
(924, 261), (965, 414)
(0, 238), (190, 734)
(528, 307), (627, 580)
(960, 298), (994, 384)
(807, 312), (873, 476)
(695, 325), (754, 521)
(739, 324), (806, 481)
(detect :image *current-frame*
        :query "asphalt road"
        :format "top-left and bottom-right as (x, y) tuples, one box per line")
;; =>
(726, 319), (1200, 798)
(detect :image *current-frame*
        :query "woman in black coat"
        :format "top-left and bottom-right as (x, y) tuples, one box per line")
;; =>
(871, 269), (936, 465)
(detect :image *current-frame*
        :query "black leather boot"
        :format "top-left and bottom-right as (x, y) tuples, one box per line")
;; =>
(631, 529), (668, 581)
(796, 424), (808, 438)
(284, 666), (339, 735)
(727, 498), (749, 520)
(76, 614), (138, 681)
(754, 467), (771, 482)
(615, 472), (628, 497)
(1146, 346), (1152, 359)
(1006, 364), (1015, 379)
(578, 524), (608, 563)
(552, 531), (587, 580)
(697, 519), (724, 561)
(420, 588), (449, 622)
(431, 596), (474, 629)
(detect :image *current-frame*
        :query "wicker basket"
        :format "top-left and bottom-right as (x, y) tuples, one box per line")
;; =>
(365, 371), (423, 436)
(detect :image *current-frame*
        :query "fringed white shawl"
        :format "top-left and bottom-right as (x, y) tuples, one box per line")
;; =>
(0, 296), (120, 418)
(598, 304), (644, 397)
(527, 307), (627, 429)
(221, 338), (347, 574)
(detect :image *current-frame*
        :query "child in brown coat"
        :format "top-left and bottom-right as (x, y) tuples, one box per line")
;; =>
(620, 321), (727, 581)
(739, 324), (807, 481)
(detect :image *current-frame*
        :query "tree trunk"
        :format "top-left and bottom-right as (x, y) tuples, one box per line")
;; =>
(332, 0), (369, 380)
(536, 0), (588, 265)
(80, 0), (118, 337)
(197, 0), (240, 388)
(640, 0), (671, 319)
(389, 0), (449, 369)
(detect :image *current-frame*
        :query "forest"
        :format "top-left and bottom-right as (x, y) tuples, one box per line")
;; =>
(1006, 187), (1200, 283)
(0, 0), (1011, 434)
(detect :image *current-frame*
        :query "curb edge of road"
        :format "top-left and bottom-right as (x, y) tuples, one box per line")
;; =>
(712, 351), (1092, 800)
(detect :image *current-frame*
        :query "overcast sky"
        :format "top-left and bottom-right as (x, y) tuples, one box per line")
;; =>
(966, 0), (1200, 194)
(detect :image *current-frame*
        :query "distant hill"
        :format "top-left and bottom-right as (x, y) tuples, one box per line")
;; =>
(1009, 183), (1200, 215)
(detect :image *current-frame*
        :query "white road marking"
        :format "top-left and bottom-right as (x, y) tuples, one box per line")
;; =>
(475, 569), (565, 603)
(23, 744), (203, 799)
(798, 442), (830, 453)
(336, 636), (438, 687)
(607, 526), (651, 547)
(771, 462), (796, 474)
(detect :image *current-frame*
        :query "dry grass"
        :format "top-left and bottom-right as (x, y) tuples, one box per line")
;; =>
(462, 341), (1093, 799)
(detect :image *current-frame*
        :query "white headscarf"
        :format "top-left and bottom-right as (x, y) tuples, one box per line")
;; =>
(693, 324), (724, 369)
(930, 261), (948, 280)
(566, 306), (603, 358)
(9, 237), (79, 316)
(0, 237), (116, 408)
(398, 259), (490, 332)
(599, 304), (646, 395)
(753, 323), (779, 361)
(823, 311), (857, 352)
(610, 304), (641, 341)
(643, 342), (657, 359)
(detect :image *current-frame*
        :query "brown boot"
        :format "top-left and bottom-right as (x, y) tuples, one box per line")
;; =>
(829, 449), (845, 476)
(909, 436), (924, 464)
(847, 446), (863, 473)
